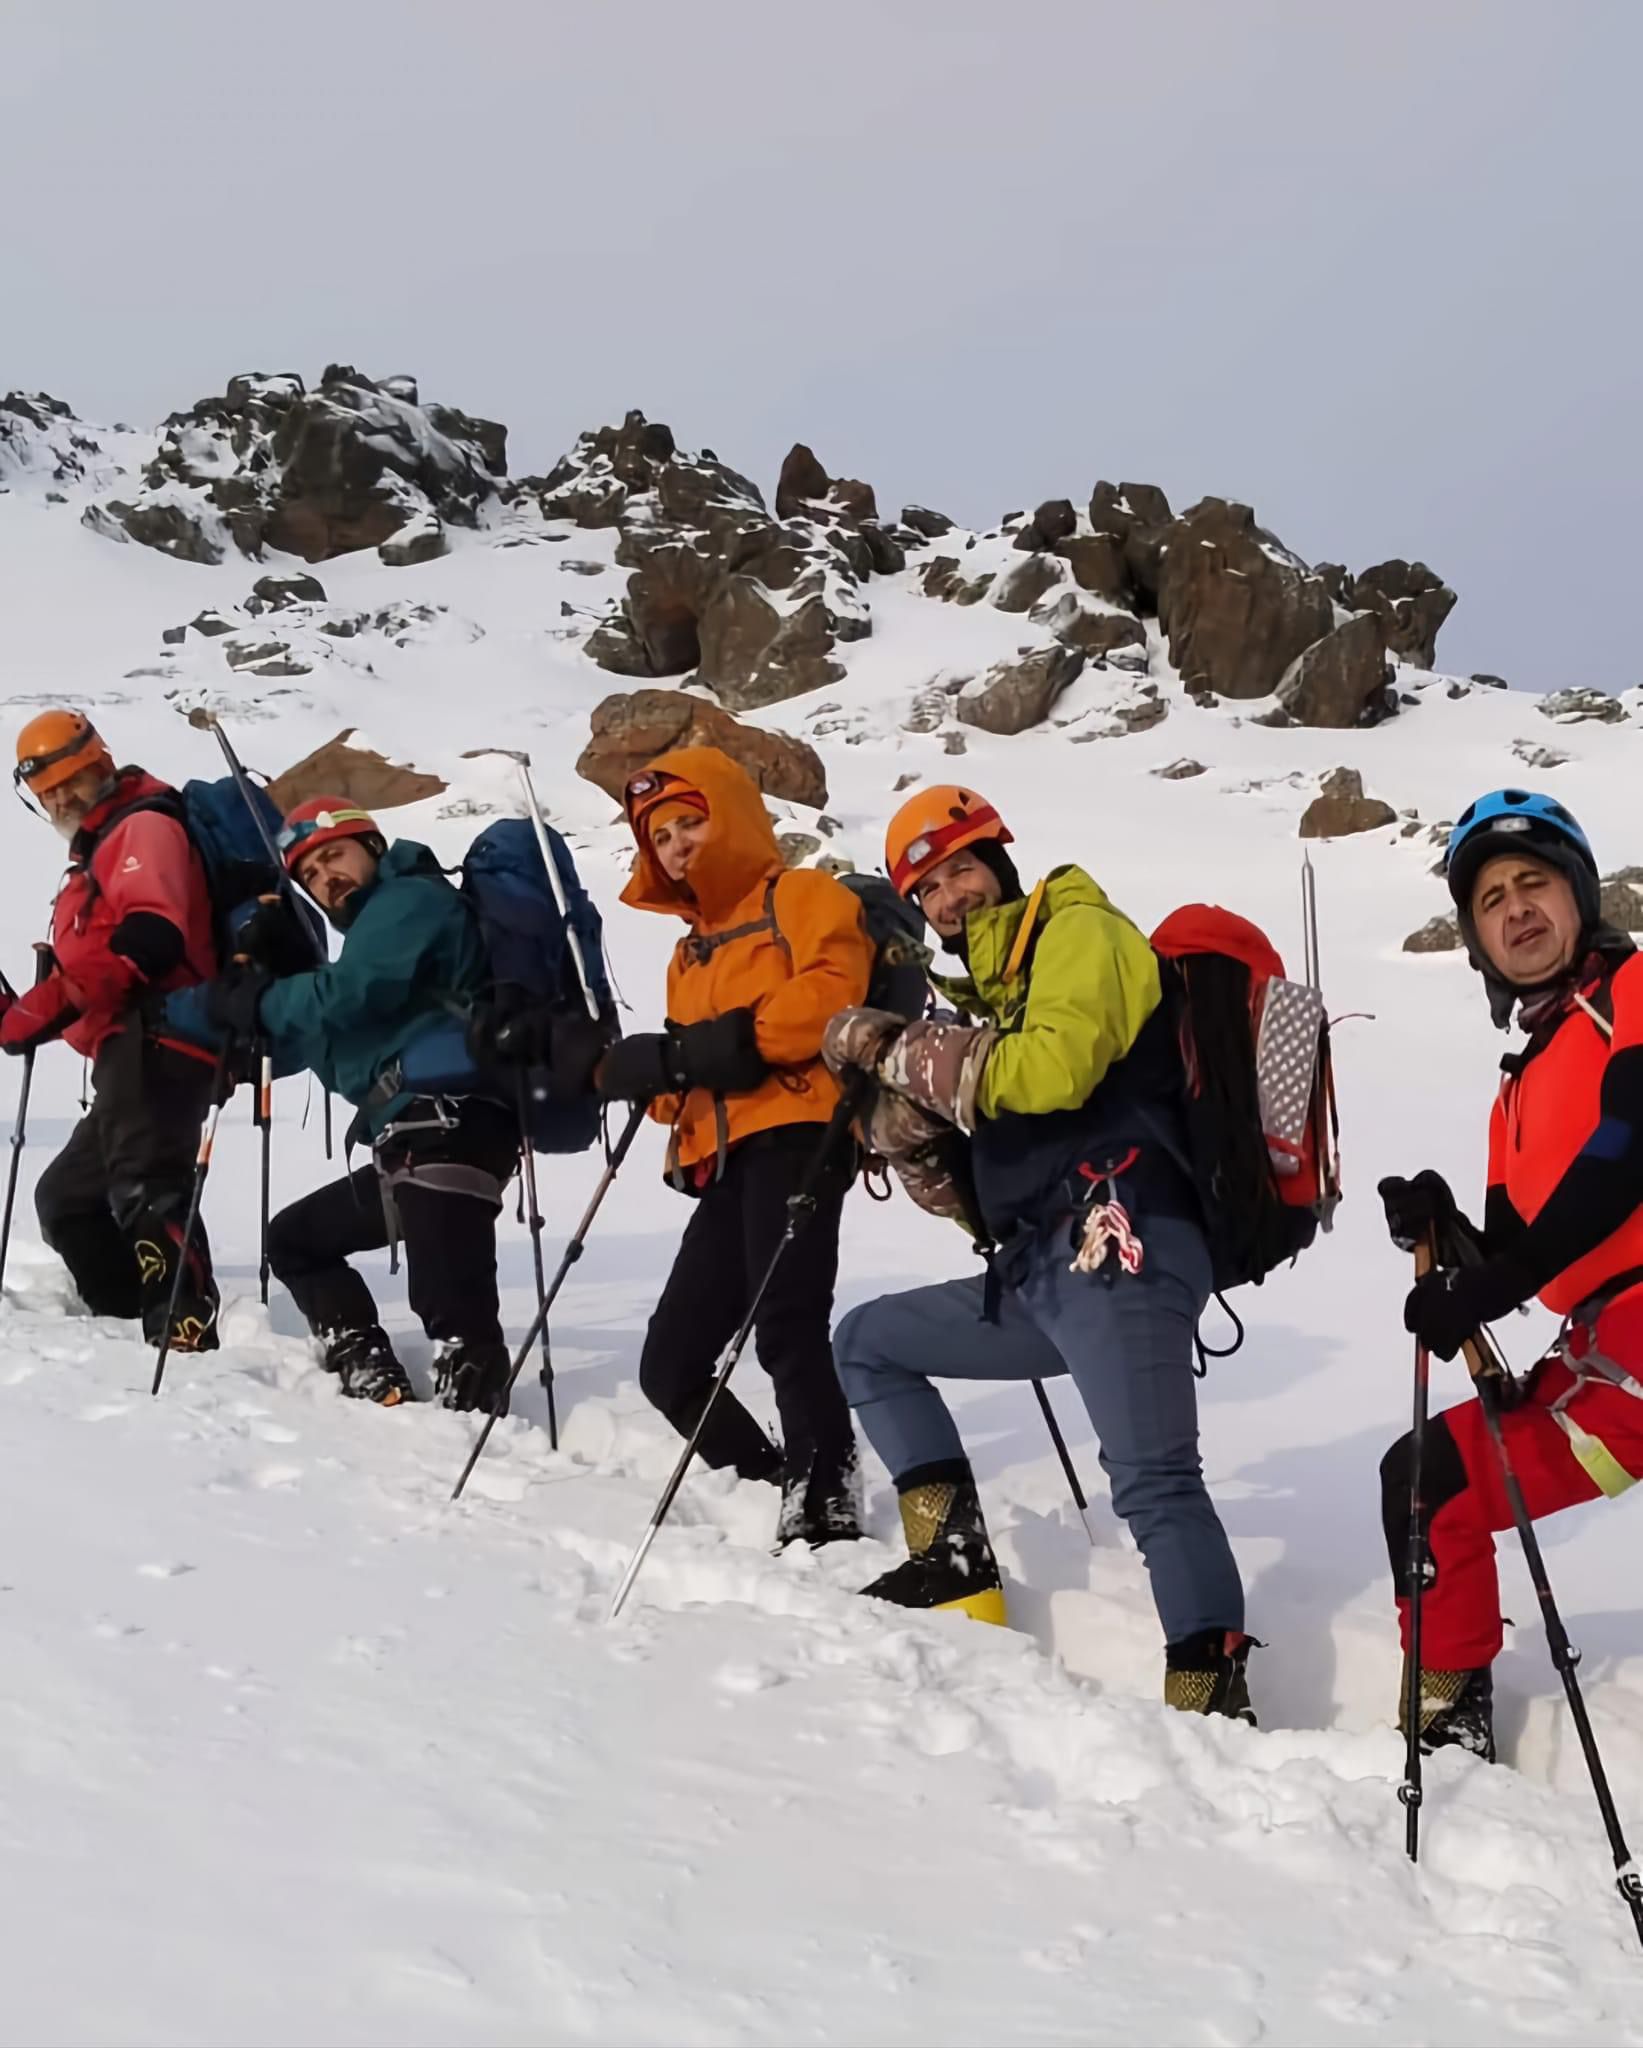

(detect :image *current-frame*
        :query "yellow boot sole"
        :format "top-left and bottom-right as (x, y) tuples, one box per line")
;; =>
(932, 1585), (1008, 1627)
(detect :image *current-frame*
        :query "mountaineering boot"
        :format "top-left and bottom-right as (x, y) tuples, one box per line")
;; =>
(860, 1460), (1006, 1625)
(1164, 1628), (1259, 1722)
(1399, 1660), (1496, 1762)
(775, 1441), (863, 1550)
(133, 1207), (220, 1354)
(325, 1326), (413, 1407)
(433, 1338), (512, 1417)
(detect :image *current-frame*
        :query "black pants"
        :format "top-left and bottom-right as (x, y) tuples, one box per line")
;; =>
(35, 1027), (217, 1331)
(267, 1098), (520, 1347)
(639, 1124), (856, 1478)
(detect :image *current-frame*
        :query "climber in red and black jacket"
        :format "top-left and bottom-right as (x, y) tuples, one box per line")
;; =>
(0, 711), (221, 1351)
(1378, 788), (1643, 1765)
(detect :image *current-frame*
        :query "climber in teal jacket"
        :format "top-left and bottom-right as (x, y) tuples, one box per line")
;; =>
(178, 797), (520, 1413)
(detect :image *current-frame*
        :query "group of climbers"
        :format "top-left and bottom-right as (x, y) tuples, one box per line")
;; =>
(5, 705), (1638, 1754)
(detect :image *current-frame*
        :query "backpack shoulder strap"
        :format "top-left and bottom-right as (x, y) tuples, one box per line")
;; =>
(681, 873), (789, 968)
(1003, 877), (1049, 984)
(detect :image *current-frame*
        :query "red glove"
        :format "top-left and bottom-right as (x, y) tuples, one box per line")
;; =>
(0, 972), (79, 1055)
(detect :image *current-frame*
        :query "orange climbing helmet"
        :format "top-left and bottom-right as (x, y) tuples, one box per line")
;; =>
(14, 709), (114, 796)
(884, 784), (1013, 898)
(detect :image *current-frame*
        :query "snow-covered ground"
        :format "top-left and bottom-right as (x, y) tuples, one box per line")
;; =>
(4, 416), (1643, 2045)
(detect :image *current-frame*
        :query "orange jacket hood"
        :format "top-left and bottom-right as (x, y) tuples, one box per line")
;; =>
(620, 746), (782, 928)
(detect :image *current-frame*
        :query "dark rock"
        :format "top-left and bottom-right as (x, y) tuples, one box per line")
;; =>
(1276, 611), (1391, 728)
(1159, 497), (1334, 701)
(1032, 592), (1148, 661)
(576, 688), (827, 808)
(1351, 559), (1456, 668)
(97, 497), (224, 565)
(1471, 672), (1509, 690)
(1540, 687), (1626, 725)
(1089, 479), (1174, 607)
(224, 639), (290, 670)
(1511, 739), (1570, 770)
(775, 442), (879, 525)
(1403, 915), (1462, 954)
(378, 518), (449, 567)
(248, 570), (326, 614)
(992, 552), (1065, 614)
(1313, 561), (1354, 605)
(1600, 876), (1643, 931)
(1298, 767), (1398, 838)
(901, 504), (954, 539)
(161, 624), (187, 646)
(1153, 758), (1207, 780)
(956, 644), (1086, 734)
(189, 609), (236, 637)
(268, 728), (447, 814)
(1054, 532), (1130, 604)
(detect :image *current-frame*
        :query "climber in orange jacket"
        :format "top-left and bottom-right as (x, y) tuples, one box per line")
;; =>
(599, 746), (873, 1548)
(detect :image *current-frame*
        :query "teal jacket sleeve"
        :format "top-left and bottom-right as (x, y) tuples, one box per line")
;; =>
(256, 882), (469, 1079)
(975, 902), (1161, 1121)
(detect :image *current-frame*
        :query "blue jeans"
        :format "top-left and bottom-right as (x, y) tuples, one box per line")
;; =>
(834, 1215), (1243, 1644)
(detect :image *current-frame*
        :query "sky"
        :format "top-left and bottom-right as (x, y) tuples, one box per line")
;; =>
(3, 0), (1638, 692)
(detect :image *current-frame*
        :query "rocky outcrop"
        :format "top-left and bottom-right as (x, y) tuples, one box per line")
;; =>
(1540, 687), (1626, 725)
(1013, 498), (1077, 551)
(1031, 591), (1148, 663)
(1157, 498), (1336, 702)
(1403, 915), (1463, 954)
(1349, 559), (1456, 668)
(85, 366), (505, 567)
(1298, 767), (1398, 838)
(1277, 612), (1392, 728)
(0, 391), (103, 488)
(246, 571), (326, 614)
(1087, 480), (1173, 610)
(575, 688), (828, 809)
(535, 413), (884, 710)
(266, 729), (447, 814)
(956, 645), (1085, 735)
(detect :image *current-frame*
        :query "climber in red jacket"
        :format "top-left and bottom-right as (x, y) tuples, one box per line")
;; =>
(1, 711), (220, 1350)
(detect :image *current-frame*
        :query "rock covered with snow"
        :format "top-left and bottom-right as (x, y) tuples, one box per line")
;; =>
(0, 391), (106, 490)
(532, 411), (888, 710)
(1299, 766), (1398, 838)
(83, 366), (506, 568)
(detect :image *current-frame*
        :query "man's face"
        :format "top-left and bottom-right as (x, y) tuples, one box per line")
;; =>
(915, 846), (1003, 940)
(1471, 852), (1583, 986)
(650, 810), (711, 884)
(295, 835), (379, 919)
(39, 764), (112, 840)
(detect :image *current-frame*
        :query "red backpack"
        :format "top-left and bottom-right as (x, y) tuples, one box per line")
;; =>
(1151, 905), (1341, 1297)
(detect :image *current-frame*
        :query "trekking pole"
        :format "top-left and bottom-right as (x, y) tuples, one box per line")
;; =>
(0, 951), (52, 1300)
(607, 1075), (867, 1624)
(515, 1072), (556, 1448)
(255, 1039), (273, 1305)
(1446, 1239), (1643, 1946)
(1397, 1231), (1436, 1862)
(451, 1101), (646, 1501)
(1031, 1380), (1097, 1545)
(151, 1038), (235, 1397)
(460, 748), (601, 1021)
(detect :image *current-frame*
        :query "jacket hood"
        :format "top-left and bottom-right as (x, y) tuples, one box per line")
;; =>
(619, 747), (782, 926)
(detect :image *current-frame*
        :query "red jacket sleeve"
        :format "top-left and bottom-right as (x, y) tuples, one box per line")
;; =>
(72, 811), (203, 1009)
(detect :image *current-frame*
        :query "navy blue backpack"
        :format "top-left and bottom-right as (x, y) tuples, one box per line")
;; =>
(399, 817), (613, 1154)
(173, 776), (326, 965)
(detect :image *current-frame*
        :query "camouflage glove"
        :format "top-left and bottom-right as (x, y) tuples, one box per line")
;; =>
(867, 1087), (949, 1164)
(823, 1006), (906, 1078)
(876, 1017), (997, 1135)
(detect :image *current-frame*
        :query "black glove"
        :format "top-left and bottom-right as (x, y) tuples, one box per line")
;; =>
(670, 1008), (768, 1095)
(547, 1009), (613, 1099)
(1377, 1171), (1460, 1253)
(467, 988), (552, 1069)
(597, 1032), (681, 1103)
(203, 962), (269, 1045)
(1403, 1261), (1524, 1361)
(237, 894), (317, 977)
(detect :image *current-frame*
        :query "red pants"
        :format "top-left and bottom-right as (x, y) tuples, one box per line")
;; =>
(1381, 1293), (1643, 1670)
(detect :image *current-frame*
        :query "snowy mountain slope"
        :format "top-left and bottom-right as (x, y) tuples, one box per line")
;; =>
(3, 400), (1643, 2044)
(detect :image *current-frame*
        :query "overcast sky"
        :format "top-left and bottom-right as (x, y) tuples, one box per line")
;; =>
(4, 1), (1637, 690)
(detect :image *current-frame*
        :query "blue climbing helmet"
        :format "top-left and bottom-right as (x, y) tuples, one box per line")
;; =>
(1445, 788), (1599, 921)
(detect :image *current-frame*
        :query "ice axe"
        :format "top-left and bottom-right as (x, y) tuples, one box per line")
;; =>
(460, 748), (601, 1022)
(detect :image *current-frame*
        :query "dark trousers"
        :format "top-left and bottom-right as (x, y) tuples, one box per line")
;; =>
(267, 1098), (520, 1347)
(638, 1125), (856, 1478)
(35, 1027), (217, 1328)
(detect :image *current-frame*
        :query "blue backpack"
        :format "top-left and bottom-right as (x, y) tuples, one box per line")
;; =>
(398, 817), (613, 1154)
(173, 776), (326, 965)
